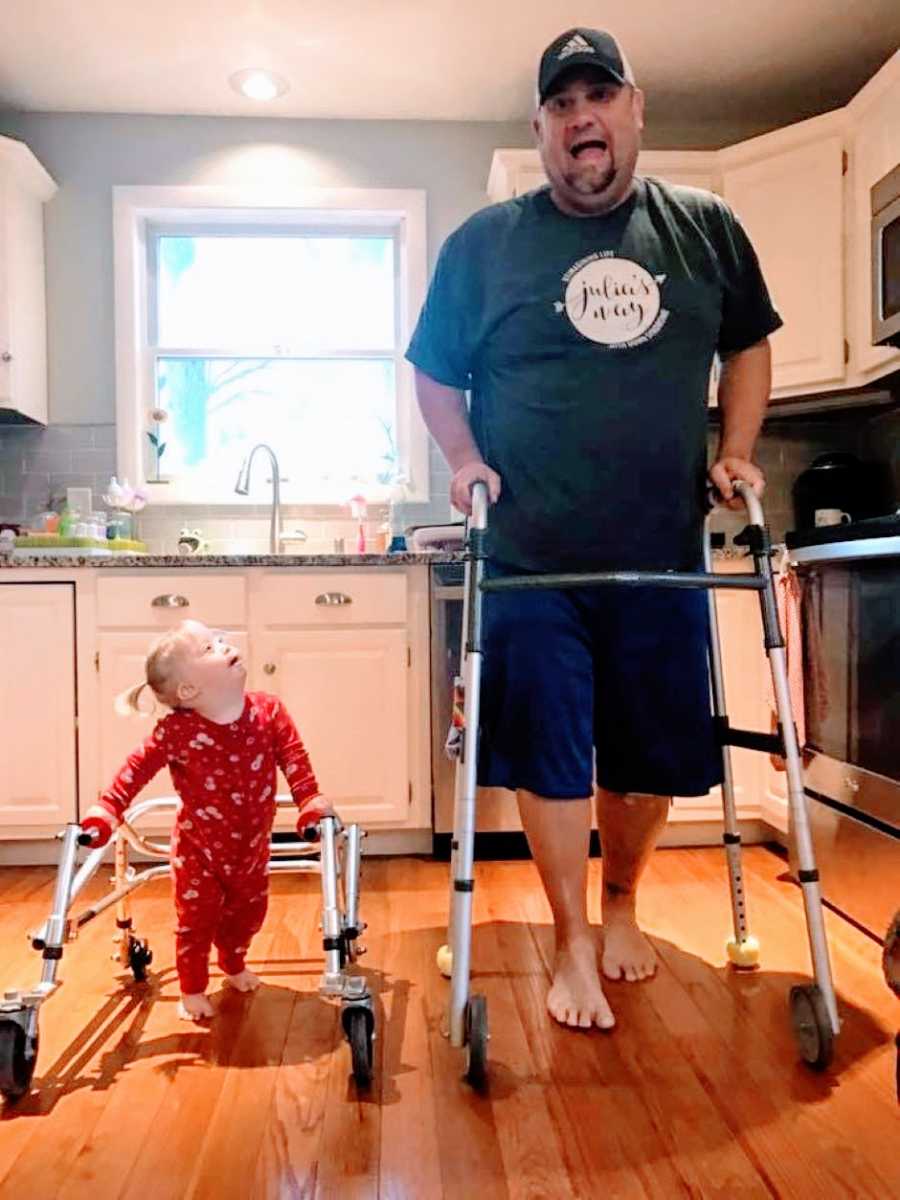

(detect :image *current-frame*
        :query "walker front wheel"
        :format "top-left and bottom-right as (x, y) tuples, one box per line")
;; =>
(464, 993), (488, 1088)
(127, 936), (153, 983)
(344, 1006), (373, 1089)
(0, 1014), (39, 1103)
(789, 984), (834, 1071)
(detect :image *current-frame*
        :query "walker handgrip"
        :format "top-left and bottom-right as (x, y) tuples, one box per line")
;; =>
(733, 480), (765, 527)
(469, 481), (489, 530)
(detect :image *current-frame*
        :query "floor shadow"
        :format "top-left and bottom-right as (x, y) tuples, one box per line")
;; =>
(4, 913), (894, 1130)
(397, 918), (894, 1119)
(3, 952), (400, 1117)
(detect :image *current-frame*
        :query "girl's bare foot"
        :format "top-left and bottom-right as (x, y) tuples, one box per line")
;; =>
(178, 992), (214, 1021)
(547, 932), (616, 1029)
(225, 968), (260, 993)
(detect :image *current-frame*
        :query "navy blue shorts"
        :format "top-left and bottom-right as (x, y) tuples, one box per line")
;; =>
(477, 565), (724, 799)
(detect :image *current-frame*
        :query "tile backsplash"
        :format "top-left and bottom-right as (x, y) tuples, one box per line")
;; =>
(0, 422), (454, 553)
(1, 409), (896, 552)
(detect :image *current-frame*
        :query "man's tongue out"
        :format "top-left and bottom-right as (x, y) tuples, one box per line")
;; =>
(572, 139), (608, 162)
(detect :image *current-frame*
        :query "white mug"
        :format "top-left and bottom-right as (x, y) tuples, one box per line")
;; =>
(814, 508), (852, 527)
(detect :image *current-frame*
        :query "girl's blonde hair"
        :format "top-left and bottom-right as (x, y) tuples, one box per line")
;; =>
(114, 627), (188, 716)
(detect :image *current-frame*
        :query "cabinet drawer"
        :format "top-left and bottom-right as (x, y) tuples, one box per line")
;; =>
(256, 571), (407, 626)
(96, 574), (247, 628)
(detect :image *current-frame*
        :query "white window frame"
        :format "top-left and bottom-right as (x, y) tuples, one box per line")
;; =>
(113, 185), (429, 505)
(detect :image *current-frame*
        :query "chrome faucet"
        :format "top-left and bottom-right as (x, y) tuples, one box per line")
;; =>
(235, 443), (282, 555)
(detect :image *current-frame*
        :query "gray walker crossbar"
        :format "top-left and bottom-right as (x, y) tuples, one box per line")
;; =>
(0, 799), (375, 1101)
(439, 480), (840, 1086)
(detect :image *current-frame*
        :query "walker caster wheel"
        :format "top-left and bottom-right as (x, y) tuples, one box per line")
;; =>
(726, 935), (760, 970)
(127, 936), (153, 983)
(343, 1006), (374, 1089)
(789, 985), (834, 1071)
(464, 993), (488, 1088)
(436, 944), (453, 978)
(0, 1013), (39, 1104)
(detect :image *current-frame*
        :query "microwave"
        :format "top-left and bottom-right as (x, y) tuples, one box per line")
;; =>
(872, 162), (900, 348)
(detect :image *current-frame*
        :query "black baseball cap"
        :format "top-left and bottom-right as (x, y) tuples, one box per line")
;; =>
(538, 28), (635, 104)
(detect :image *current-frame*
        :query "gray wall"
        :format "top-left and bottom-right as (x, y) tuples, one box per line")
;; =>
(0, 112), (535, 426)
(1, 111), (896, 542)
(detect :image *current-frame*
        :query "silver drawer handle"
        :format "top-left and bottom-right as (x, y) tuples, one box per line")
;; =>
(151, 594), (190, 608)
(315, 592), (353, 606)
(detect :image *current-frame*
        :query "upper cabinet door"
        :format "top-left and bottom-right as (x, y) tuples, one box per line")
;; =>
(722, 133), (845, 395)
(0, 137), (57, 424)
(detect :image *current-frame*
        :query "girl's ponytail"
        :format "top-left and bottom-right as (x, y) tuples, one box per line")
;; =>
(114, 681), (150, 716)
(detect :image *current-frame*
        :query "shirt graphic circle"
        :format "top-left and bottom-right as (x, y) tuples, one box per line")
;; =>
(563, 257), (661, 345)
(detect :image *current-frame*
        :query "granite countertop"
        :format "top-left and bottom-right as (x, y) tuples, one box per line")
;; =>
(1, 548), (746, 569)
(0, 550), (468, 569)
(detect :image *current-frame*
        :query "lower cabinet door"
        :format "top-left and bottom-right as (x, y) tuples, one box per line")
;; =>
(255, 628), (409, 827)
(0, 583), (77, 832)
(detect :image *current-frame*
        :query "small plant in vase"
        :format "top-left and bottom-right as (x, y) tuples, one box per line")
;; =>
(102, 477), (148, 542)
(147, 407), (169, 483)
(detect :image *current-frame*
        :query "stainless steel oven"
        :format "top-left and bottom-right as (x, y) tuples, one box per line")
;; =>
(789, 517), (900, 938)
(430, 561), (521, 839)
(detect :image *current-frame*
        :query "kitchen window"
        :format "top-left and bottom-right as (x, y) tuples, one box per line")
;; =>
(113, 186), (428, 505)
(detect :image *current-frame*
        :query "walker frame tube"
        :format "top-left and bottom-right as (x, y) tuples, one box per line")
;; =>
(445, 479), (841, 1079)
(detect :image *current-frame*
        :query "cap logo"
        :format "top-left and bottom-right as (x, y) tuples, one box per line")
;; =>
(558, 33), (595, 61)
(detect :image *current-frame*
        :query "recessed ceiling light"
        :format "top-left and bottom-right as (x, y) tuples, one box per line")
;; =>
(229, 69), (289, 102)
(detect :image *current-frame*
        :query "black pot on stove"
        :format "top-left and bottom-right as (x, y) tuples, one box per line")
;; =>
(792, 452), (895, 531)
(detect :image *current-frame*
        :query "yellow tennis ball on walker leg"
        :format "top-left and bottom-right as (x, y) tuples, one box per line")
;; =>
(726, 935), (760, 969)
(436, 944), (453, 978)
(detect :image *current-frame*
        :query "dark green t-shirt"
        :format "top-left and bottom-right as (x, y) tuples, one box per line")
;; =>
(406, 177), (782, 572)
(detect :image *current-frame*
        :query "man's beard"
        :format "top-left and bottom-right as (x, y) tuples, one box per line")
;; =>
(564, 160), (617, 197)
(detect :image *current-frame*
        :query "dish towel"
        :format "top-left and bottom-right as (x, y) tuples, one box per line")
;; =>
(767, 562), (806, 767)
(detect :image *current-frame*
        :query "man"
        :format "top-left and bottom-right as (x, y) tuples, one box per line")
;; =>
(407, 28), (781, 1030)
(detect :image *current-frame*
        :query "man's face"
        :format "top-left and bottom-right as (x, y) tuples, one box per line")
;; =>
(175, 620), (246, 706)
(533, 70), (644, 217)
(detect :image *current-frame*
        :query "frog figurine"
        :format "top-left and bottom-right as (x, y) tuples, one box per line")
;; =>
(176, 527), (208, 556)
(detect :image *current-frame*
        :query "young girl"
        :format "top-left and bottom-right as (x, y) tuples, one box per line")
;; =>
(81, 619), (331, 1022)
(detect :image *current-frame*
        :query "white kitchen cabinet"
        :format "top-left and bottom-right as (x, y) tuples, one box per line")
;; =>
(721, 127), (845, 396)
(253, 628), (410, 827)
(251, 567), (413, 829)
(844, 50), (900, 382)
(85, 566), (427, 840)
(0, 583), (77, 832)
(0, 136), (57, 424)
(487, 148), (719, 202)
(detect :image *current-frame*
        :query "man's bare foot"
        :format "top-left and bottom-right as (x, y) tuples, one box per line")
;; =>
(601, 907), (657, 982)
(178, 992), (214, 1021)
(547, 932), (616, 1029)
(225, 968), (260, 993)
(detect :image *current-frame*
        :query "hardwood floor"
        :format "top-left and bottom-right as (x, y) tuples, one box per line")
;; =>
(0, 846), (896, 1198)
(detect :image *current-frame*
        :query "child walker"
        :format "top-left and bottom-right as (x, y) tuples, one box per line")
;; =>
(0, 800), (374, 1102)
(438, 480), (840, 1086)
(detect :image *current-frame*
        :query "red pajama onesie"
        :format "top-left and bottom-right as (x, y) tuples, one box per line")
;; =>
(99, 691), (319, 994)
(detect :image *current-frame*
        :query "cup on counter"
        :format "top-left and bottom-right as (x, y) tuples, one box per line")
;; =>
(814, 508), (852, 527)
